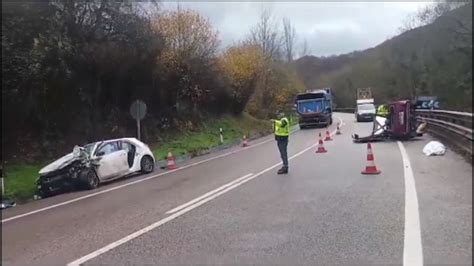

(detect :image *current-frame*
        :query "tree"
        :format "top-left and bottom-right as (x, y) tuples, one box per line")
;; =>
(300, 38), (311, 57)
(399, 0), (470, 32)
(282, 17), (296, 62)
(153, 9), (220, 113)
(248, 8), (282, 61)
(220, 43), (265, 113)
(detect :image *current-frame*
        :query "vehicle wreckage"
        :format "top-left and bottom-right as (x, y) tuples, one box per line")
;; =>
(36, 138), (155, 198)
(352, 100), (427, 143)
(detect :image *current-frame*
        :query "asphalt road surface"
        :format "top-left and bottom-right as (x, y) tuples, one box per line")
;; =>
(2, 113), (472, 265)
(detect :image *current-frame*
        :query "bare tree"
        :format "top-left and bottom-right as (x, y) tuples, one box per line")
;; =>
(248, 8), (282, 61)
(300, 38), (311, 57)
(282, 17), (296, 62)
(399, 0), (470, 33)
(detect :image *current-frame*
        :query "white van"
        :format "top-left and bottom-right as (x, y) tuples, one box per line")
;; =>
(355, 103), (376, 122)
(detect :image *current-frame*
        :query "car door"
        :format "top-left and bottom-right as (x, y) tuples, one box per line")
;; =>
(94, 141), (129, 180)
(120, 140), (136, 169)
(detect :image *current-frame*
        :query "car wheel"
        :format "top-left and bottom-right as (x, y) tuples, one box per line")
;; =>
(81, 169), (99, 190)
(141, 155), (154, 173)
(38, 188), (52, 198)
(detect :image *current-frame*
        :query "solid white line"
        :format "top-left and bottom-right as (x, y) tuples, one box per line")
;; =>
(1, 137), (275, 223)
(165, 173), (254, 214)
(3, 116), (342, 223)
(398, 141), (423, 266)
(67, 117), (345, 265)
(68, 144), (318, 266)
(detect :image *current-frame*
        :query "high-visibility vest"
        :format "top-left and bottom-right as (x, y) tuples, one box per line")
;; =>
(274, 117), (290, 137)
(377, 105), (389, 117)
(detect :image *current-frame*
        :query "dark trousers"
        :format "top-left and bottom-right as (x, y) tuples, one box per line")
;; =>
(276, 136), (289, 168)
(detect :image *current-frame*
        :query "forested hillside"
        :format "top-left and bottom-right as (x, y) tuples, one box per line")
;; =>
(294, 2), (472, 111)
(2, 2), (305, 162)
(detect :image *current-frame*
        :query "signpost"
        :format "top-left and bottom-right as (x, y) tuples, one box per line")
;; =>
(130, 100), (147, 140)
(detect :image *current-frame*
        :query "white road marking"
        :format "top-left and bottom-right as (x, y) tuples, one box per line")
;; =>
(3, 116), (343, 223)
(1, 137), (274, 223)
(165, 173), (254, 214)
(67, 117), (344, 265)
(398, 141), (423, 266)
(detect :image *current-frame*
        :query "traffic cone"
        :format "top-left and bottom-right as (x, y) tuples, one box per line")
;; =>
(242, 135), (249, 147)
(167, 151), (177, 170)
(361, 143), (381, 175)
(336, 123), (342, 135)
(324, 130), (333, 141)
(315, 132), (327, 153)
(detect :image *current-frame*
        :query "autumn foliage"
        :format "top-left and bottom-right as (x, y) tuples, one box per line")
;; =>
(220, 44), (265, 113)
(2, 2), (307, 160)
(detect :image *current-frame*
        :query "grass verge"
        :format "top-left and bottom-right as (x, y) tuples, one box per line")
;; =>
(2, 113), (274, 202)
(3, 164), (43, 202)
(151, 113), (273, 160)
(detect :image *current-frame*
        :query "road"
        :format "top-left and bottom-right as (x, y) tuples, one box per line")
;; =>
(2, 113), (472, 265)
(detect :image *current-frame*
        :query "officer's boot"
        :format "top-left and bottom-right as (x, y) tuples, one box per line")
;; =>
(277, 166), (288, 174)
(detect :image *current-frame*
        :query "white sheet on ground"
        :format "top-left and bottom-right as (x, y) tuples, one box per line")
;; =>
(423, 141), (446, 156)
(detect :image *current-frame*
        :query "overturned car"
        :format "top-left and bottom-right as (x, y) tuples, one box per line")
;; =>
(352, 100), (427, 143)
(37, 138), (155, 198)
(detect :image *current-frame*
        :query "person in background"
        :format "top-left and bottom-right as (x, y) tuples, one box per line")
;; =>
(376, 103), (391, 130)
(272, 111), (290, 174)
(376, 104), (390, 118)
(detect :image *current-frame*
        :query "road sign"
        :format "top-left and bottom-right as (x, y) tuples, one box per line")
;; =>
(130, 100), (147, 140)
(415, 96), (440, 109)
(130, 100), (147, 120)
(357, 88), (372, 99)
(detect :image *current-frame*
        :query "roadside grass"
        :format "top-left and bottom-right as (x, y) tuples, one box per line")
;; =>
(2, 113), (273, 202)
(3, 163), (43, 202)
(151, 113), (273, 160)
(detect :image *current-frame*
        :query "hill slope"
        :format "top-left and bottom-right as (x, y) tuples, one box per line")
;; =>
(294, 3), (472, 111)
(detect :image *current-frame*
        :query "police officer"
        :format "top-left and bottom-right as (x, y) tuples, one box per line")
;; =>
(272, 111), (290, 174)
(376, 103), (391, 130)
(376, 104), (390, 118)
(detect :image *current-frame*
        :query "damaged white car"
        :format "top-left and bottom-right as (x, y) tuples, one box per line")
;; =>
(37, 138), (155, 197)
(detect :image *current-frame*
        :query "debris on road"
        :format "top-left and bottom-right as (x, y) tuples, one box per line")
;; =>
(423, 141), (447, 156)
(1, 199), (16, 209)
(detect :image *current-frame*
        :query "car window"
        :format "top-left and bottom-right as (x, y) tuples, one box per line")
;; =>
(96, 142), (119, 156)
(83, 142), (97, 155)
(121, 141), (134, 152)
(358, 104), (375, 111)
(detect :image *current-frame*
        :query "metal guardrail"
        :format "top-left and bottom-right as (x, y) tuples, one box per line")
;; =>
(334, 107), (472, 157)
(415, 109), (473, 157)
(334, 108), (355, 113)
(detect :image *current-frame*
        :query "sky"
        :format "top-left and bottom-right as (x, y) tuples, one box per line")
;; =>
(161, 1), (431, 57)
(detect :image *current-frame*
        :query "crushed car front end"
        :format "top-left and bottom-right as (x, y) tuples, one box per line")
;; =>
(37, 164), (82, 197)
(36, 145), (97, 198)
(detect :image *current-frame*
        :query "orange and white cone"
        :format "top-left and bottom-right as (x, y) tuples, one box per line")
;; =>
(361, 143), (381, 175)
(167, 151), (177, 170)
(336, 123), (342, 135)
(316, 132), (328, 153)
(324, 130), (333, 141)
(242, 135), (249, 147)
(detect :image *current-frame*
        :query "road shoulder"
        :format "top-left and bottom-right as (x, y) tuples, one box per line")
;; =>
(403, 134), (472, 265)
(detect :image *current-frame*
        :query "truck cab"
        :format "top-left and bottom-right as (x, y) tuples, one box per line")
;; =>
(295, 89), (333, 129)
